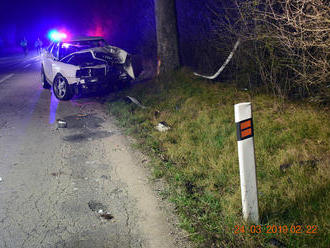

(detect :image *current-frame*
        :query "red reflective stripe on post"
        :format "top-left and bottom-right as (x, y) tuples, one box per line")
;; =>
(236, 118), (254, 141)
(241, 128), (252, 138)
(240, 119), (251, 130)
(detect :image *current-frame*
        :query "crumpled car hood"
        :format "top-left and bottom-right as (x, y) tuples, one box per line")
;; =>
(91, 46), (128, 64)
(60, 45), (135, 80)
(91, 46), (134, 79)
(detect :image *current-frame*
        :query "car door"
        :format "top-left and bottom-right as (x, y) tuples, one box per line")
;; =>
(43, 43), (55, 81)
(52, 43), (80, 84)
(48, 43), (60, 82)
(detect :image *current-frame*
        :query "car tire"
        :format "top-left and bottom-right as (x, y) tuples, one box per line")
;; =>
(41, 66), (51, 89)
(53, 74), (73, 100)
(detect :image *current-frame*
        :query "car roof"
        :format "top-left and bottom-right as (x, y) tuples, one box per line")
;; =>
(68, 36), (104, 42)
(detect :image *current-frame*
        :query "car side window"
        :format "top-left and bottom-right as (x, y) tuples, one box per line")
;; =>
(51, 43), (59, 59)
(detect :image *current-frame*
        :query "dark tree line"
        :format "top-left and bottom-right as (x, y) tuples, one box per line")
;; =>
(100, 0), (328, 101)
(153, 0), (329, 101)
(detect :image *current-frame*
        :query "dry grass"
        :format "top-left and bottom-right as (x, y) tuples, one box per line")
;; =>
(108, 68), (329, 247)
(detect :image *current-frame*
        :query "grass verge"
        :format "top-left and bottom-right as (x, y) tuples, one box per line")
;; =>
(107, 68), (329, 247)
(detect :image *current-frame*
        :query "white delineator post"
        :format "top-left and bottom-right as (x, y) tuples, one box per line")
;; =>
(234, 102), (259, 224)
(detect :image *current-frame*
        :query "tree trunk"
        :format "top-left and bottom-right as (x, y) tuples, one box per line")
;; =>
(154, 0), (180, 75)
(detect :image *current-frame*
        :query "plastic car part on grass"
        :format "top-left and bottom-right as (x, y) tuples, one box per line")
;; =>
(193, 39), (240, 80)
(155, 122), (171, 132)
(126, 96), (146, 109)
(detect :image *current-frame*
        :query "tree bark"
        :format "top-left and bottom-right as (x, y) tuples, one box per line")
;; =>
(154, 0), (180, 75)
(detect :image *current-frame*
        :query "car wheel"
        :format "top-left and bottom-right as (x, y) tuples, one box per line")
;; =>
(41, 66), (51, 89)
(53, 75), (73, 100)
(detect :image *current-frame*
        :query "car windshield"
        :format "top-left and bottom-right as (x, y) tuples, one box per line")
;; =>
(59, 39), (108, 60)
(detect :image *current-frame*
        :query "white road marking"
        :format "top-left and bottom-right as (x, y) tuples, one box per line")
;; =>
(24, 63), (31, 68)
(0, 73), (15, 84)
(29, 56), (40, 61)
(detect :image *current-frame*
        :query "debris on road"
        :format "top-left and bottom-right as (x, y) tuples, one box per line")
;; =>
(100, 211), (114, 220)
(0, 177), (2, 182)
(88, 200), (114, 220)
(126, 96), (146, 109)
(97, 209), (114, 220)
(155, 121), (171, 132)
(57, 119), (67, 128)
(50, 171), (64, 177)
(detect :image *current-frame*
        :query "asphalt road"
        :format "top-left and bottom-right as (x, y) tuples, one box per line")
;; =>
(0, 52), (191, 248)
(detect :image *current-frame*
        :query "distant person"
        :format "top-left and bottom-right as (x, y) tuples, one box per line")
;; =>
(35, 38), (43, 54)
(20, 37), (28, 56)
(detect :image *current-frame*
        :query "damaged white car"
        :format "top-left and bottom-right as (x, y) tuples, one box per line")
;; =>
(41, 36), (135, 100)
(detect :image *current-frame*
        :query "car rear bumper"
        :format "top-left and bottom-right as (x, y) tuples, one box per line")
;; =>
(71, 79), (109, 94)
(71, 77), (130, 95)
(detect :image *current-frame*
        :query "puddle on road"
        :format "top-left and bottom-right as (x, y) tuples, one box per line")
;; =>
(62, 131), (114, 143)
(62, 114), (104, 129)
(88, 200), (107, 211)
(59, 113), (115, 142)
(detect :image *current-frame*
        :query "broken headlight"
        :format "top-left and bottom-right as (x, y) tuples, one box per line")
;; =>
(76, 68), (91, 78)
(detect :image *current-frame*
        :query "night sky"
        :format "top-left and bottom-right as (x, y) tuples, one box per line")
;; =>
(0, 0), (156, 54)
(1, 1), (90, 43)
(0, 0), (216, 65)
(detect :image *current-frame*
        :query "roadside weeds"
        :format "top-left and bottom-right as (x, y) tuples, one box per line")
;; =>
(107, 68), (330, 247)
